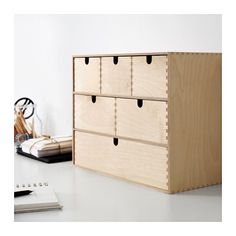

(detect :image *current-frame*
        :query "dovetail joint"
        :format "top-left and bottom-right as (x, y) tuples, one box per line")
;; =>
(100, 57), (102, 94)
(114, 98), (117, 136)
(131, 56), (133, 96)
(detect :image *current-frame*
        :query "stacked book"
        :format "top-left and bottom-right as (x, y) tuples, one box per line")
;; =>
(21, 136), (72, 158)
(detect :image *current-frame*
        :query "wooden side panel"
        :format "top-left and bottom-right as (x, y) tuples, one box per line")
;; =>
(116, 98), (168, 144)
(74, 95), (115, 135)
(75, 131), (169, 190)
(132, 56), (168, 98)
(101, 57), (131, 96)
(72, 58), (75, 164)
(168, 53), (222, 193)
(74, 57), (100, 93)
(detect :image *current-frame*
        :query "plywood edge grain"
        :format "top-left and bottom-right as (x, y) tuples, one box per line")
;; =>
(168, 52), (222, 56)
(72, 52), (168, 58)
(73, 92), (168, 102)
(74, 128), (168, 148)
(72, 57), (75, 164)
(166, 54), (171, 191)
(167, 181), (222, 194)
(72, 52), (221, 59)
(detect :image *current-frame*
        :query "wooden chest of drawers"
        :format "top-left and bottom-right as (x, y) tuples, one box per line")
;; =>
(72, 52), (222, 193)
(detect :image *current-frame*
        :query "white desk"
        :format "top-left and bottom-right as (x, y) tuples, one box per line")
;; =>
(14, 153), (222, 222)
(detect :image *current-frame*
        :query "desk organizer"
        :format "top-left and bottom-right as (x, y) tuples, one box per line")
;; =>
(72, 52), (222, 193)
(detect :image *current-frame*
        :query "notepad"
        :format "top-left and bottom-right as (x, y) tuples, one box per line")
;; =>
(14, 182), (62, 213)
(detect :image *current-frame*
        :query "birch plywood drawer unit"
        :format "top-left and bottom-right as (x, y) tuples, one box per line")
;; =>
(73, 52), (222, 193)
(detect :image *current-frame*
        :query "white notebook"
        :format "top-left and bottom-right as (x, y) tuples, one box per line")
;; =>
(14, 182), (62, 213)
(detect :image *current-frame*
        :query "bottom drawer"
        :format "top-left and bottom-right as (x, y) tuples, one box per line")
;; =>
(74, 131), (168, 190)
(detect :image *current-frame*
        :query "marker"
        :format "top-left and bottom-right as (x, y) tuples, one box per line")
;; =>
(14, 190), (33, 198)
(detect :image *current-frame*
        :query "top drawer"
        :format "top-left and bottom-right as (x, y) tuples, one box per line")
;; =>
(132, 56), (168, 99)
(74, 57), (100, 93)
(73, 55), (168, 99)
(101, 56), (131, 96)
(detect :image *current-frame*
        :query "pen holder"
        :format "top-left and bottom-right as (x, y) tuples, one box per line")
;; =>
(14, 103), (43, 144)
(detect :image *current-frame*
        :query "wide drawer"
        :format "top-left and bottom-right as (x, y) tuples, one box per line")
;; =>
(116, 98), (168, 144)
(74, 131), (168, 190)
(132, 56), (168, 98)
(101, 56), (131, 96)
(74, 57), (100, 93)
(74, 95), (115, 135)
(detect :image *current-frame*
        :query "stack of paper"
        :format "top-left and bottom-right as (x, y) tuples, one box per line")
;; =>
(21, 136), (72, 157)
(14, 182), (62, 213)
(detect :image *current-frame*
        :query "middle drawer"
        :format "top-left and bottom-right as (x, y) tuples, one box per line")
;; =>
(74, 95), (115, 135)
(116, 98), (168, 144)
(74, 95), (168, 144)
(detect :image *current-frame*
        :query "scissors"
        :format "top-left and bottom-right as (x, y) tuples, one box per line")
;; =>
(14, 97), (35, 119)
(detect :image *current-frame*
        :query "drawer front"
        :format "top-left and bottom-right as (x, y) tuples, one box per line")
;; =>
(74, 95), (115, 135)
(74, 57), (100, 93)
(116, 98), (168, 144)
(101, 56), (131, 96)
(132, 56), (168, 98)
(75, 131), (168, 190)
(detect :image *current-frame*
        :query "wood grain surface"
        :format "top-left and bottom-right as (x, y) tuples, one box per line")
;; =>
(74, 95), (115, 135)
(101, 57), (132, 96)
(72, 52), (222, 193)
(168, 53), (222, 193)
(74, 57), (100, 93)
(75, 131), (168, 190)
(116, 98), (168, 144)
(132, 56), (168, 98)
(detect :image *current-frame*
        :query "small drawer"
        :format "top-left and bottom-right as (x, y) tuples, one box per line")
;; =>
(75, 131), (168, 190)
(74, 95), (115, 135)
(74, 57), (100, 93)
(132, 56), (168, 98)
(116, 98), (168, 144)
(101, 56), (131, 96)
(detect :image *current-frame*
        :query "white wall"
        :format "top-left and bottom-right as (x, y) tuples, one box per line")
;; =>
(14, 14), (221, 136)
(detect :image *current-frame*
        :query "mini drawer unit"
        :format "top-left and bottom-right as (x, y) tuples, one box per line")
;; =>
(73, 52), (222, 193)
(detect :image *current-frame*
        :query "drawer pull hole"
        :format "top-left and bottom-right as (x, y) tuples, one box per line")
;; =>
(146, 55), (152, 64)
(85, 57), (89, 65)
(113, 56), (119, 65)
(113, 138), (119, 146)
(137, 99), (143, 108)
(91, 96), (96, 103)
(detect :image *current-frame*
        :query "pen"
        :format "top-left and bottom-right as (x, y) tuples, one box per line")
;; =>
(14, 190), (33, 198)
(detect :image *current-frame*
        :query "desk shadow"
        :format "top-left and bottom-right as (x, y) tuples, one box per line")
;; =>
(174, 184), (222, 197)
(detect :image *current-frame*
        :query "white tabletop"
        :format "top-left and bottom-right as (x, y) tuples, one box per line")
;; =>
(14, 153), (221, 222)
